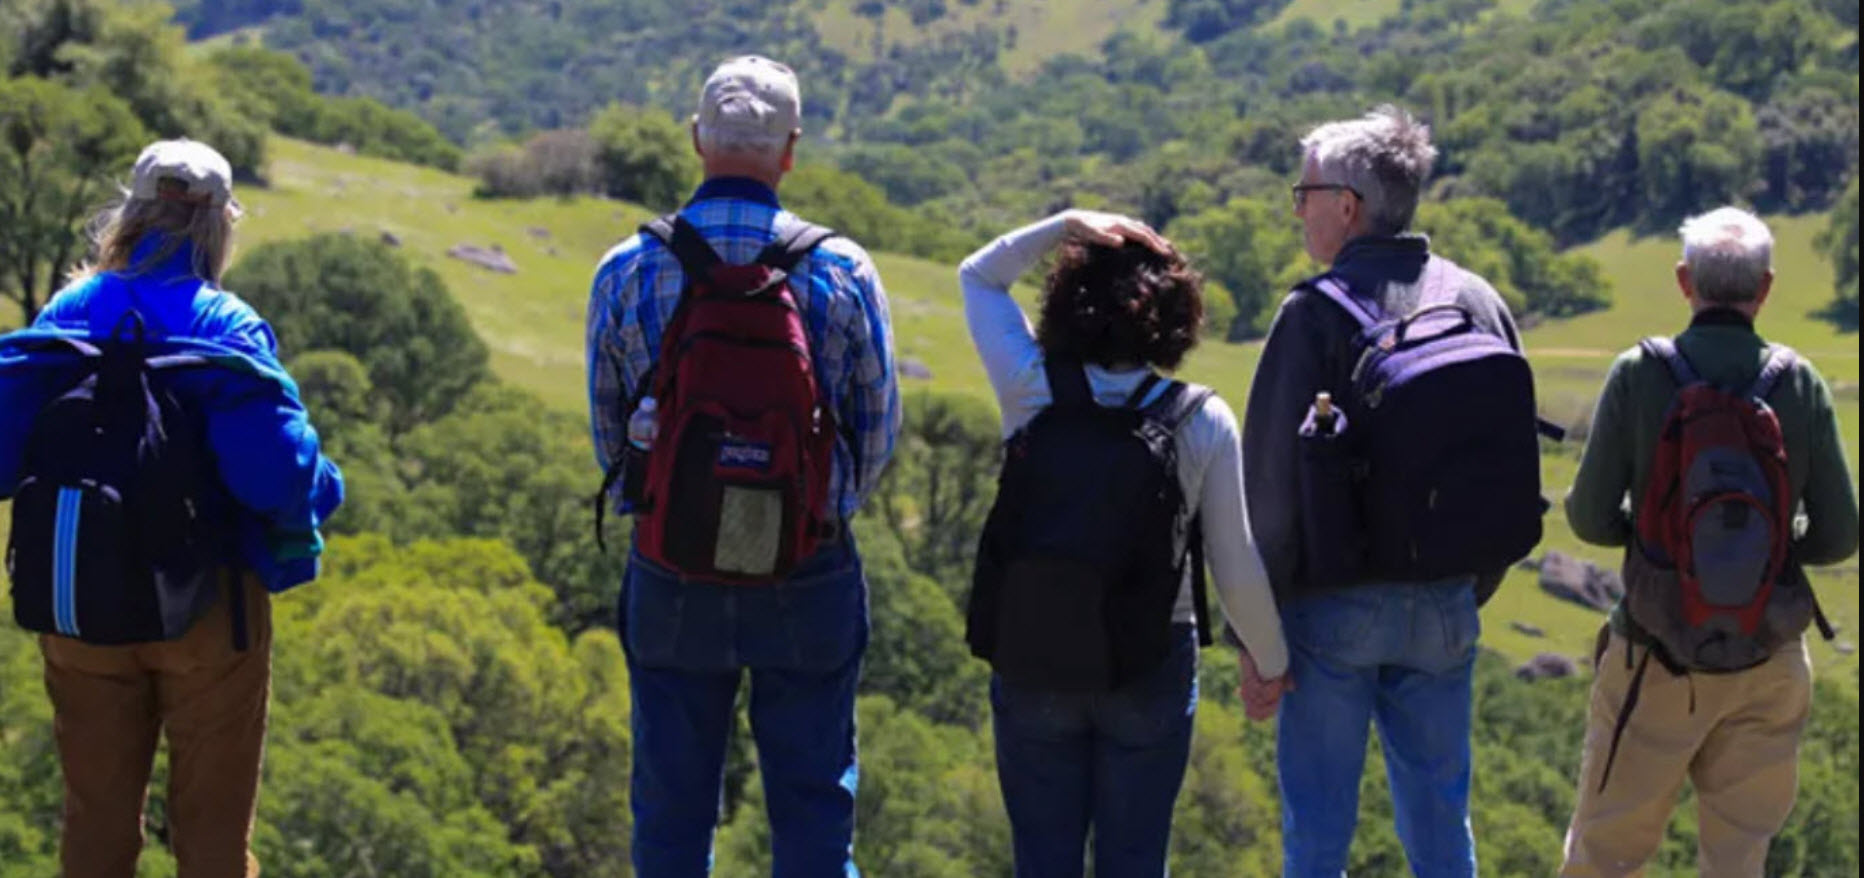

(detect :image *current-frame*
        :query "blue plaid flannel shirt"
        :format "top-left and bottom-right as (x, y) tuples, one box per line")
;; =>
(585, 177), (901, 524)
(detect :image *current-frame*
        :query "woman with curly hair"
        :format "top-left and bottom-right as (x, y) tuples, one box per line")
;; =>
(958, 209), (1290, 876)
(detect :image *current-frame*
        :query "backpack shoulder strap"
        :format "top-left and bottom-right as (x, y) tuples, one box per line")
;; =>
(1122, 373), (1165, 409)
(757, 221), (840, 272)
(1143, 380), (1214, 433)
(1043, 357), (1093, 410)
(640, 214), (722, 278)
(1748, 345), (1797, 401)
(1638, 336), (1699, 387)
(1189, 515), (1213, 648)
(1303, 273), (1381, 331)
(1414, 256), (1462, 312)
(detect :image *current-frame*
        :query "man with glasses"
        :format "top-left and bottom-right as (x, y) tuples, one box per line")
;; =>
(1239, 105), (1526, 877)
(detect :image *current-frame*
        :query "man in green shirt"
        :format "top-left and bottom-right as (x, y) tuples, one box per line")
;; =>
(1560, 206), (1859, 877)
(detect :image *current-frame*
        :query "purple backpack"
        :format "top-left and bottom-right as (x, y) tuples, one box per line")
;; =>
(1300, 263), (1551, 589)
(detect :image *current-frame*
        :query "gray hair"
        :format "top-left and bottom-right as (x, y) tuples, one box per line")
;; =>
(1679, 207), (1773, 305)
(1299, 105), (1438, 235)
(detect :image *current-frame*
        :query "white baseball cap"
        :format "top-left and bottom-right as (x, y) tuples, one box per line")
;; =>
(694, 56), (802, 147)
(129, 138), (236, 209)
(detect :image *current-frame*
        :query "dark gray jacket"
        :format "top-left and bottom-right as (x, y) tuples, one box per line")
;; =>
(1241, 234), (1523, 599)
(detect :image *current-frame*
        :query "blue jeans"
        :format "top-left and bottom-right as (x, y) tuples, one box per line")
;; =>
(990, 624), (1198, 878)
(621, 541), (868, 878)
(1276, 580), (1480, 878)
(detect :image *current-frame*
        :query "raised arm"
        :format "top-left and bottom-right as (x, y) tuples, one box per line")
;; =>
(960, 210), (1172, 421)
(958, 214), (1064, 416)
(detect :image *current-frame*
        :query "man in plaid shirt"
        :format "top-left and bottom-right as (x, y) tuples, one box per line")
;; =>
(585, 55), (899, 876)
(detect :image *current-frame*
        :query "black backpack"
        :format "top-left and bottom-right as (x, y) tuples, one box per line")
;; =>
(5, 315), (238, 647)
(968, 360), (1214, 692)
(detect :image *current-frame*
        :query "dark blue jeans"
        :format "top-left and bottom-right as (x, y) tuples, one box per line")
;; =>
(621, 541), (867, 878)
(1275, 579), (1480, 878)
(990, 624), (1198, 878)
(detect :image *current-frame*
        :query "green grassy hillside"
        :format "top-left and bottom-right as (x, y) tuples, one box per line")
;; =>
(812, 0), (1169, 74)
(1267, 0), (1537, 30)
(25, 136), (1857, 681)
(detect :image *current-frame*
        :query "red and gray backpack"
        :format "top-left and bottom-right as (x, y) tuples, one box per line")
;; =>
(595, 215), (841, 584)
(1597, 337), (1834, 790)
(1622, 337), (1832, 672)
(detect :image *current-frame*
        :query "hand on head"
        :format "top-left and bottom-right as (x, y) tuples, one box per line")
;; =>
(1061, 210), (1172, 256)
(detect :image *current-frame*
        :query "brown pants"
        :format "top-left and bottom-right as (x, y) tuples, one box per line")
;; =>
(1561, 631), (1812, 878)
(40, 573), (272, 878)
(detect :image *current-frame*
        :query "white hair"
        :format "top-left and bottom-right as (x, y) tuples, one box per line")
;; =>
(1679, 207), (1773, 305)
(1300, 105), (1438, 235)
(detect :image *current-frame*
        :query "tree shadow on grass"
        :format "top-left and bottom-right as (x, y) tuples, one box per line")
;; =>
(1810, 298), (1859, 334)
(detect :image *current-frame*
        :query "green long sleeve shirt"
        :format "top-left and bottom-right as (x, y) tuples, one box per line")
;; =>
(1565, 310), (1860, 603)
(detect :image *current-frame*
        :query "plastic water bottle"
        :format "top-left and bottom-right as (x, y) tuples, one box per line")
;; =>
(627, 397), (659, 451)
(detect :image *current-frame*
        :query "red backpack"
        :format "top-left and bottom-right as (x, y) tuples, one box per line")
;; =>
(1621, 337), (1831, 672)
(596, 215), (840, 584)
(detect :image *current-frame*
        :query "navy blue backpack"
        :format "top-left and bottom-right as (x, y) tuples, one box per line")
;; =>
(1297, 264), (1554, 591)
(5, 314), (239, 647)
(969, 360), (1215, 692)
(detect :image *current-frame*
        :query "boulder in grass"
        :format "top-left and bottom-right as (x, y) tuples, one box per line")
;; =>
(380, 230), (402, 248)
(447, 243), (518, 274)
(900, 358), (934, 381)
(1510, 621), (1545, 638)
(1539, 550), (1623, 614)
(1515, 653), (1579, 681)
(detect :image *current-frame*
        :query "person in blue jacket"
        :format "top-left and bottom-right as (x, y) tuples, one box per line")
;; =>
(0, 139), (342, 878)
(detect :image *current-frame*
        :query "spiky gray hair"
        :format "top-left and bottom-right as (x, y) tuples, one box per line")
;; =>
(1299, 105), (1438, 235)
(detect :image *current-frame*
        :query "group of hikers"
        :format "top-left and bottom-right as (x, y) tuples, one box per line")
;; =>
(0, 52), (1855, 878)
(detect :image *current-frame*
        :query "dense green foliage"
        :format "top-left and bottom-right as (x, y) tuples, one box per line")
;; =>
(171, 0), (1854, 270)
(3, 0), (266, 174)
(0, 75), (146, 323)
(225, 233), (492, 434)
(1817, 178), (1858, 326)
(207, 46), (462, 171)
(0, 1), (460, 324)
(137, 0), (1835, 330)
(586, 103), (699, 212)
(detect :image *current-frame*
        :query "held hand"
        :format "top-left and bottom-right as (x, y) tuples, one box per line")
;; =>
(1060, 210), (1172, 256)
(1238, 648), (1294, 722)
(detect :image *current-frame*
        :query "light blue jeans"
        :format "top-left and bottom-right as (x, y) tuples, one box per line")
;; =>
(1276, 579), (1481, 878)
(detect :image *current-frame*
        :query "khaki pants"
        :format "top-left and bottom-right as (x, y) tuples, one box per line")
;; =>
(40, 573), (272, 878)
(1561, 630), (1812, 878)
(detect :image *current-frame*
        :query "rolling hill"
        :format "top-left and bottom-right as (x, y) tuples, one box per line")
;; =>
(811, 0), (1171, 74)
(220, 136), (1859, 682)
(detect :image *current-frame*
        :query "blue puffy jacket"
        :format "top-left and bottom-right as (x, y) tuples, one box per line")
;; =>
(0, 236), (344, 591)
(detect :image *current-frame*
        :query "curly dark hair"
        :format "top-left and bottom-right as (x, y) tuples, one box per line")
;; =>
(1036, 240), (1205, 371)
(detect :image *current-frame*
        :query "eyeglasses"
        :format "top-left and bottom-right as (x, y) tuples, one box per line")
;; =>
(1291, 183), (1363, 211)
